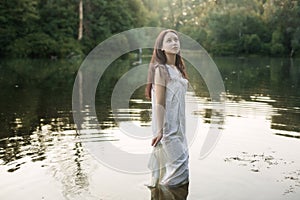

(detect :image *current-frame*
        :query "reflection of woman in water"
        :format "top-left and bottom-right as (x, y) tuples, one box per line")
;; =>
(149, 182), (189, 200)
(145, 29), (189, 189)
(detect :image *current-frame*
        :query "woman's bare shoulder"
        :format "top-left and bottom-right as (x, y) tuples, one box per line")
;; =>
(154, 63), (166, 70)
(154, 63), (169, 86)
(154, 63), (168, 75)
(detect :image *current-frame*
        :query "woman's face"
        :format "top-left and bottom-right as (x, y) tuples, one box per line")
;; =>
(162, 32), (180, 55)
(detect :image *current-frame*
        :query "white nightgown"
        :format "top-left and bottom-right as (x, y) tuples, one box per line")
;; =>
(148, 64), (189, 187)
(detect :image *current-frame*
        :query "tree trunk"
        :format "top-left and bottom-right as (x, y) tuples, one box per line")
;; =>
(78, 0), (83, 40)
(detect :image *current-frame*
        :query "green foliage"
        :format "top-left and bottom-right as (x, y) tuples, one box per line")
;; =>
(6, 33), (56, 58)
(6, 32), (83, 58)
(272, 30), (284, 44)
(0, 0), (39, 57)
(261, 43), (271, 55)
(243, 34), (262, 54)
(1, 0), (300, 58)
(210, 42), (240, 56)
(55, 37), (84, 58)
(0, 0), (151, 58)
(158, 0), (300, 57)
(271, 43), (285, 56)
(38, 0), (78, 40)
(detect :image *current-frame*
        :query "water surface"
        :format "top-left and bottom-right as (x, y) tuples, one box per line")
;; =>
(0, 57), (300, 199)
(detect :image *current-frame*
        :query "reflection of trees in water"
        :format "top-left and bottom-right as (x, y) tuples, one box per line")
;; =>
(271, 108), (300, 136)
(0, 127), (49, 172)
(48, 131), (93, 200)
(0, 116), (78, 173)
(215, 57), (300, 138)
(269, 58), (300, 135)
(0, 122), (93, 198)
(74, 141), (88, 187)
(63, 140), (90, 199)
(0, 59), (79, 139)
(0, 59), (80, 171)
(0, 136), (27, 171)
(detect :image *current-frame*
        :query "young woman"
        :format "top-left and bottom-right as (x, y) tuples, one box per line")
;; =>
(145, 29), (189, 188)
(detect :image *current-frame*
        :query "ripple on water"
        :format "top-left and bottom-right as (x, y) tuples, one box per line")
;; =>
(0, 125), (115, 199)
(0, 123), (117, 173)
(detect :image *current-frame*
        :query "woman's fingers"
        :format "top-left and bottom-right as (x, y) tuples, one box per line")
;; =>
(151, 138), (157, 146)
(153, 138), (159, 147)
(151, 135), (162, 147)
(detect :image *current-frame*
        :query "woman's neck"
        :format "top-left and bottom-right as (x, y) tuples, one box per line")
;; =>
(165, 53), (176, 66)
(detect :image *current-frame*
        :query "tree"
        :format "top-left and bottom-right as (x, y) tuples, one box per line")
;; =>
(78, 0), (83, 40)
(263, 0), (300, 56)
(0, 0), (39, 56)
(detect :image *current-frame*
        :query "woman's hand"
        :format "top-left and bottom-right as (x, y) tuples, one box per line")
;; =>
(151, 134), (163, 147)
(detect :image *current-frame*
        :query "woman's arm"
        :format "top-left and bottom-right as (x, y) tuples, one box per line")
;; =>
(152, 66), (166, 147)
(145, 63), (155, 99)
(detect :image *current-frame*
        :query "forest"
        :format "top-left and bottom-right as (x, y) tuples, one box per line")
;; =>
(1, 0), (300, 58)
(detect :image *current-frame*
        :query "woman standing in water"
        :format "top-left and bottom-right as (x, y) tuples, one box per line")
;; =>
(145, 29), (189, 188)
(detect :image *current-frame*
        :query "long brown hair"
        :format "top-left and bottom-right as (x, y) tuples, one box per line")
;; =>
(145, 29), (188, 99)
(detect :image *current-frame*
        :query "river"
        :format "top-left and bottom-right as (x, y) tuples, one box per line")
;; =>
(0, 56), (300, 199)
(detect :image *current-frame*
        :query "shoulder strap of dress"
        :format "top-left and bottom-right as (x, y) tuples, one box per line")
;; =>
(164, 64), (171, 78)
